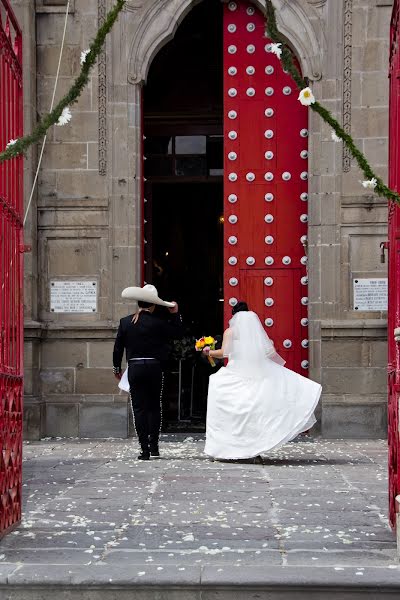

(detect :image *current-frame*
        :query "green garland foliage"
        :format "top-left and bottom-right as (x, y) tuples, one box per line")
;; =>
(0, 0), (125, 163)
(2, 0), (396, 203)
(265, 0), (400, 204)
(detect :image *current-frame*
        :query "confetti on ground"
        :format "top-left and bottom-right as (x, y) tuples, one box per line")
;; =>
(1, 435), (395, 575)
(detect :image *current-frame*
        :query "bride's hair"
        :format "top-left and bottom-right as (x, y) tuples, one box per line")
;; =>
(232, 301), (249, 316)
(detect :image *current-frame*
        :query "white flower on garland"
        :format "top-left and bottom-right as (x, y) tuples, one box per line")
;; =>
(298, 87), (315, 106)
(80, 49), (90, 65)
(6, 139), (18, 149)
(331, 131), (341, 142)
(270, 42), (282, 59)
(361, 177), (377, 190)
(56, 107), (72, 127)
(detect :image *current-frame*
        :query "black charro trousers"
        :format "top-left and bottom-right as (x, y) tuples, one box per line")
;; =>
(128, 361), (163, 453)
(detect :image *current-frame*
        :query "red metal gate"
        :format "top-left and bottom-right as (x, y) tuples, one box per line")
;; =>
(223, 1), (309, 373)
(0, 0), (23, 538)
(388, 0), (400, 531)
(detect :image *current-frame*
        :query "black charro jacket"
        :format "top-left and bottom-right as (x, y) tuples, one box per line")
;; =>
(112, 311), (183, 372)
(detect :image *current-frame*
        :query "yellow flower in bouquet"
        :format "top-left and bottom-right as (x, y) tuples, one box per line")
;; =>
(195, 337), (206, 351)
(195, 336), (217, 367)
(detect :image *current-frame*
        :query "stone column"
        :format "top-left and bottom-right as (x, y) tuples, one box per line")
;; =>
(307, 0), (344, 432)
(13, 0), (42, 439)
(320, 0), (390, 437)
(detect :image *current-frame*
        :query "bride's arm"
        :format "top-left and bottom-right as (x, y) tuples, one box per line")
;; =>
(206, 329), (231, 359)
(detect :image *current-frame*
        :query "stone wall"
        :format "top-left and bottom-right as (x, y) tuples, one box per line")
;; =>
(22, 0), (391, 439)
(24, 0), (133, 438)
(317, 0), (391, 437)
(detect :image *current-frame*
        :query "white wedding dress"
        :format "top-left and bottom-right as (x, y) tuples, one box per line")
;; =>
(204, 311), (322, 460)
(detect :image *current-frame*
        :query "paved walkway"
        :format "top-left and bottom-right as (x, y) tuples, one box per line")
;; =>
(0, 436), (399, 589)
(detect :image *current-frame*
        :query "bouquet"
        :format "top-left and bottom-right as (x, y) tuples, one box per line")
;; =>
(195, 336), (216, 367)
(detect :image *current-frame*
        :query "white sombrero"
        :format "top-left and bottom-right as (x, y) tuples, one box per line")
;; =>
(121, 284), (175, 308)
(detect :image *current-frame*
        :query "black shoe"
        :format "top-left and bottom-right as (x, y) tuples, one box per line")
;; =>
(150, 448), (160, 458)
(138, 452), (150, 460)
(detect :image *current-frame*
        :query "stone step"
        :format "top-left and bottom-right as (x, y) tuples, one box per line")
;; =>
(2, 566), (400, 599)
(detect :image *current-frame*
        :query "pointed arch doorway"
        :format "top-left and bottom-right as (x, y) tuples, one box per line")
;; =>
(143, 0), (309, 431)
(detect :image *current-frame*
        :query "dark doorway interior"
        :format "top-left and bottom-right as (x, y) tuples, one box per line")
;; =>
(144, 0), (222, 126)
(151, 182), (223, 335)
(143, 0), (223, 430)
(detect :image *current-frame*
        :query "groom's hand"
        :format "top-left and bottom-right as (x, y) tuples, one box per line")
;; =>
(168, 302), (178, 314)
(113, 367), (122, 381)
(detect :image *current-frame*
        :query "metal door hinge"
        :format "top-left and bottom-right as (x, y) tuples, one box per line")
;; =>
(380, 241), (389, 263)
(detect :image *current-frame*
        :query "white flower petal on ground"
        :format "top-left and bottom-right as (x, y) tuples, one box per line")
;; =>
(331, 131), (341, 142)
(298, 87), (315, 106)
(80, 49), (90, 65)
(270, 43), (282, 59)
(56, 106), (72, 127)
(361, 177), (377, 190)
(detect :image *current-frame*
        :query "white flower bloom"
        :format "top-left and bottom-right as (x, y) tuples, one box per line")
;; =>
(361, 177), (377, 190)
(6, 139), (18, 148)
(80, 49), (90, 65)
(270, 43), (282, 59)
(56, 106), (72, 127)
(331, 131), (341, 142)
(298, 87), (315, 106)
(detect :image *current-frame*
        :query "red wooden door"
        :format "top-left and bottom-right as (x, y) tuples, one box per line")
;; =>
(240, 269), (304, 368)
(223, 1), (309, 373)
(0, 0), (23, 538)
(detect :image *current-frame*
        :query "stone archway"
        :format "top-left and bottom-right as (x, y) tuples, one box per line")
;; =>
(127, 0), (325, 85)
(123, 0), (326, 284)
(120, 0), (327, 412)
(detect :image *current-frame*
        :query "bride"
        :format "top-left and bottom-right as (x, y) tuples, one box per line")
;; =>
(203, 301), (322, 460)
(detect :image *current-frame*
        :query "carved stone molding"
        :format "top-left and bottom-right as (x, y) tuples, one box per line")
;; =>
(343, 0), (353, 172)
(36, 0), (75, 12)
(127, 0), (325, 84)
(98, 0), (107, 176)
(271, 0), (325, 80)
(125, 0), (144, 10)
(306, 0), (327, 7)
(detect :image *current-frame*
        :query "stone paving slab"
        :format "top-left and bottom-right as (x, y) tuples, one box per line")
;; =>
(1, 436), (399, 591)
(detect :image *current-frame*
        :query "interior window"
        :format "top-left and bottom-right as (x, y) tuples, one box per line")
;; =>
(175, 136), (207, 155)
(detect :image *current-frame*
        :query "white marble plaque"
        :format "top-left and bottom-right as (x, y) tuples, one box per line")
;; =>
(50, 280), (97, 313)
(353, 278), (388, 311)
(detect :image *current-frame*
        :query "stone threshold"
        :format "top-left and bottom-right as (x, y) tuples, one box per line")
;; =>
(2, 565), (400, 598)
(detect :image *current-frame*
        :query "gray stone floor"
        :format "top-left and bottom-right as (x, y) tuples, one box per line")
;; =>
(1, 435), (399, 587)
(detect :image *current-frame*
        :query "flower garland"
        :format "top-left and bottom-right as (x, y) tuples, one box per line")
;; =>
(2, 0), (395, 203)
(265, 0), (400, 204)
(0, 0), (125, 163)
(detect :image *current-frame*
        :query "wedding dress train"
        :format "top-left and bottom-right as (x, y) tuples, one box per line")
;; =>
(204, 312), (321, 460)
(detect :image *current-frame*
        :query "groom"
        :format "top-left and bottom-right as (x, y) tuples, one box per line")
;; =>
(113, 284), (183, 460)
